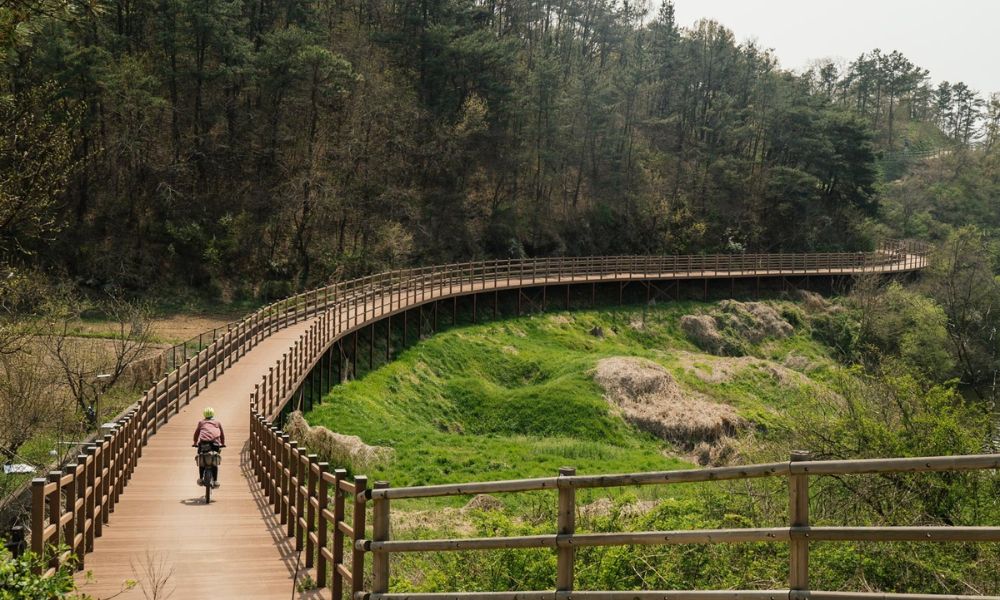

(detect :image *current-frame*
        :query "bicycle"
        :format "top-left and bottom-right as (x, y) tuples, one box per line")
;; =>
(194, 442), (224, 503)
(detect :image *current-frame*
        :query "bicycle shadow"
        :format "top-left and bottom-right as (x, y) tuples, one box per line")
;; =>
(179, 496), (210, 506)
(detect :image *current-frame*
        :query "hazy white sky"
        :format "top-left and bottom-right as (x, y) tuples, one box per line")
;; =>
(669, 0), (999, 94)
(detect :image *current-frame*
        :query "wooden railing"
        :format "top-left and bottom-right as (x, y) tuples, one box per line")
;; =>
(237, 238), (1000, 600)
(249, 423), (1000, 600)
(357, 453), (1000, 600)
(249, 240), (929, 419)
(250, 414), (369, 599)
(25, 283), (329, 570)
(27, 241), (930, 574)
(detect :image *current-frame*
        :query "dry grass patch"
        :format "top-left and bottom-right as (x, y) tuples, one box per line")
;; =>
(680, 301), (795, 355)
(579, 497), (657, 521)
(674, 351), (811, 387)
(594, 357), (742, 447)
(285, 411), (393, 471)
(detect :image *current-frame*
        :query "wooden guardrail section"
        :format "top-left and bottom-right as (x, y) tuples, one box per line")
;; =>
(28, 240), (933, 582)
(250, 423), (1000, 600)
(26, 286), (331, 572)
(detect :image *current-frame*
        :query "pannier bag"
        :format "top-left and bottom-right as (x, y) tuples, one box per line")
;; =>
(196, 452), (222, 467)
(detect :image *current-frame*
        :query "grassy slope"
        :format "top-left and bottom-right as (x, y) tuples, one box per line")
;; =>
(304, 302), (840, 507)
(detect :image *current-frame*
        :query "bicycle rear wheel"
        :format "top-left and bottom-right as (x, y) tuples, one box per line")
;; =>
(204, 469), (213, 503)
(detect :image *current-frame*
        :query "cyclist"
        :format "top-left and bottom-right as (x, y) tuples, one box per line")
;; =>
(193, 407), (225, 487)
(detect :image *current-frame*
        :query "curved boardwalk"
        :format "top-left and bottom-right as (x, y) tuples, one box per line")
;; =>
(76, 320), (327, 600)
(59, 246), (928, 600)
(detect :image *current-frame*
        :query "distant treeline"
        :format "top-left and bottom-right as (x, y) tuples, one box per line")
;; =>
(1, 0), (998, 296)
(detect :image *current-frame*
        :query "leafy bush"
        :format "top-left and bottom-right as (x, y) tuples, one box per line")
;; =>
(0, 545), (85, 600)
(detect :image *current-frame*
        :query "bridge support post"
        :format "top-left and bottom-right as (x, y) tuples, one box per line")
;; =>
(352, 332), (358, 379)
(789, 450), (813, 590)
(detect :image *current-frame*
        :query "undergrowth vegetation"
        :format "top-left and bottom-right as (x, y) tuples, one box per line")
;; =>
(305, 302), (832, 494)
(302, 297), (999, 593)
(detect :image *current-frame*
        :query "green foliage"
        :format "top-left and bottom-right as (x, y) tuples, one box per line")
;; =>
(0, 545), (86, 600)
(853, 281), (955, 379)
(301, 299), (999, 593)
(305, 307), (710, 496)
(0, 84), (81, 256)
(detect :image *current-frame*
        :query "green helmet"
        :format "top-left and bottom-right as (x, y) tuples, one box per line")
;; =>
(203, 407), (215, 419)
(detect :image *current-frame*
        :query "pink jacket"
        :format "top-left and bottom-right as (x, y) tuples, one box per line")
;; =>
(193, 419), (225, 446)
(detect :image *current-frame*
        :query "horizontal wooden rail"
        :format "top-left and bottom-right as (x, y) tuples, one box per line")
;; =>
(363, 592), (999, 600)
(361, 526), (1000, 553)
(367, 453), (1000, 500)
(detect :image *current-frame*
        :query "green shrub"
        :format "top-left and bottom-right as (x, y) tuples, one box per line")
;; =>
(0, 545), (85, 600)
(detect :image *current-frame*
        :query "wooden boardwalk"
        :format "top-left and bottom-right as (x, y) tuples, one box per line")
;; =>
(39, 244), (930, 600)
(75, 320), (329, 600)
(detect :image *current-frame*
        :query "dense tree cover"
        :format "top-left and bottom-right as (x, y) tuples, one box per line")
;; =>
(2, 0), (996, 298)
(0, 0), (896, 295)
(808, 50), (996, 150)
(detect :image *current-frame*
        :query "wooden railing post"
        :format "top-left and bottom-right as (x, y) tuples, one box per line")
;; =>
(84, 446), (97, 549)
(46, 470), (61, 571)
(306, 454), (319, 567)
(332, 468), (348, 599)
(286, 440), (299, 537)
(30, 478), (45, 565)
(556, 466), (576, 592)
(316, 462), (331, 588)
(295, 447), (307, 550)
(372, 481), (391, 594)
(267, 425), (279, 504)
(351, 475), (369, 600)
(62, 462), (76, 566)
(789, 450), (812, 591)
(278, 434), (290, 522)
(75, 453), (88, 564)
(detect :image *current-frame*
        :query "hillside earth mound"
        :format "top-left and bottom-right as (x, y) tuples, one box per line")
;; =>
(594, 357), (743, 448)
(680, 300), (794, 355)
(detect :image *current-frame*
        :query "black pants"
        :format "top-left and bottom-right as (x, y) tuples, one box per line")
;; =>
(197, 441), (221, 482)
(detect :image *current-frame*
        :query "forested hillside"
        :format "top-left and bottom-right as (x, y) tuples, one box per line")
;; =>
(3, 0), (997, 296)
